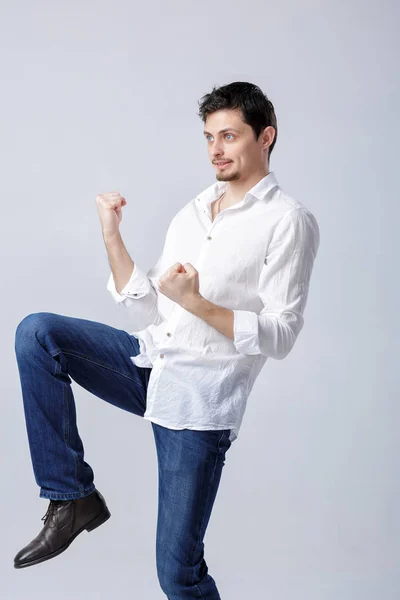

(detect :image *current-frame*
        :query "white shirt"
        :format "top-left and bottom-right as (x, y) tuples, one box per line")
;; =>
(107, 171), (320, 442)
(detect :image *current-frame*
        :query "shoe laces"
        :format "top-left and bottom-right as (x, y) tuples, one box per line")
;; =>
(41, 500), (65, 528)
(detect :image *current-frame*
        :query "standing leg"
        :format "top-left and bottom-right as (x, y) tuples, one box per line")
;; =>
(152, 422), (232, 599)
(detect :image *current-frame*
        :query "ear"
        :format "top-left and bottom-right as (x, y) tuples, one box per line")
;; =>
(261, 125), (275, 151)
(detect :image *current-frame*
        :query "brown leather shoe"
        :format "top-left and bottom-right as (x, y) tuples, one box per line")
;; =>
(14, 488), (111, 569)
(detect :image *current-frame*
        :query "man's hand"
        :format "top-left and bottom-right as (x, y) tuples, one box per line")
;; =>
(159, 262), (235, 341)
(158, 262), (201, 308)
(96, 192), (127, 238)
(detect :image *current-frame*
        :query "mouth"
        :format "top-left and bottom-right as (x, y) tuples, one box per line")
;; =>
(214, 161), (232, 170)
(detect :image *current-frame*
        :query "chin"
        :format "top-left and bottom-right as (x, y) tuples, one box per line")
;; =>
(216, 171), (240, 182)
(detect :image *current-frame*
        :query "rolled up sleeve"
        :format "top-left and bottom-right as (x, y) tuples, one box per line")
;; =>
(107, 263), (153, 304)
(232, 207), (320, 359)
(106, 217), (177, 331)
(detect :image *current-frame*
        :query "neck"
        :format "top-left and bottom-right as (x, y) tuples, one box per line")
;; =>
(221, 167), (270, 207)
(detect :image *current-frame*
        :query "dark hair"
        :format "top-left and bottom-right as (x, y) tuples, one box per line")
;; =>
(197, 81), (277, 161)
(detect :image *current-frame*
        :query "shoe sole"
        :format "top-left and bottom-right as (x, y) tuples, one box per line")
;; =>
(14, 506), (111, 569)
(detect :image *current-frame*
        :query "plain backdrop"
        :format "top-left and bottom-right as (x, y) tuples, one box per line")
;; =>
(1, 1), (398, 598)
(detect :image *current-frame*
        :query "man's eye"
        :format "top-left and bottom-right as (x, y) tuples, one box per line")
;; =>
(205, 133), (235, 141)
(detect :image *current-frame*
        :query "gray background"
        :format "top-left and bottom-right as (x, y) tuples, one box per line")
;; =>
(1, 0), (398, 598)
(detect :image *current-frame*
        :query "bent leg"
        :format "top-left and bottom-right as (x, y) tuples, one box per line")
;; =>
(152, 423), (232, 599)
(14, 311), (151, 500)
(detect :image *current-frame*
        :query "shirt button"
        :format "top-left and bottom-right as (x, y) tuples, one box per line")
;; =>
(133, 293), (138, 296)
(207, 236), (212, 240)
(160, 353), (164, 359)
(264, 258), (268, 264)
(166, 332), (171, 337)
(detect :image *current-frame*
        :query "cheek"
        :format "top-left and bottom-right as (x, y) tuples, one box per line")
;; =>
(234, 145), (249, 163)
(242, 149), (258, 167)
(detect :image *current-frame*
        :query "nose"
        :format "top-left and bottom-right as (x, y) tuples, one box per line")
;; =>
(210, 139), (225, 158)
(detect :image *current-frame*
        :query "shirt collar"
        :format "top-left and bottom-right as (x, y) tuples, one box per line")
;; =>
(196, 171), (279, 210)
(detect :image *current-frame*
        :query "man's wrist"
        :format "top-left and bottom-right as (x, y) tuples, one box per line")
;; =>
(181, 293), (208, 316)
(103, 230), (123, 248)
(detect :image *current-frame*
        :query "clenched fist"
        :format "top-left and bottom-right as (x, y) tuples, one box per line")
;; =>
(158, 262), (201, 308)
(96, 192), (127, 237)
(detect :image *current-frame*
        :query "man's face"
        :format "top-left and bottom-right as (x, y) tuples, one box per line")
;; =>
(203, 108), (269, 182)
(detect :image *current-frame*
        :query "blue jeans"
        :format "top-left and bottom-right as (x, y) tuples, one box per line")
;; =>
(14, 312), (232, 599)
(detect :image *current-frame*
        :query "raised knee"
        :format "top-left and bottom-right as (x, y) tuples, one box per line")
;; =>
(15, 312), (58, 352)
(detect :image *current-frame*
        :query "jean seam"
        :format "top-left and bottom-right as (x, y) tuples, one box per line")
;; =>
(66, 380), (83, 494)
(191, 429), (226, 596)
(51, 348), (146, 392)
(54, 352), (84, 495)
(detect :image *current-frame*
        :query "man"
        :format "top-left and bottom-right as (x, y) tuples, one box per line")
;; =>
(13, 81), (320, 599)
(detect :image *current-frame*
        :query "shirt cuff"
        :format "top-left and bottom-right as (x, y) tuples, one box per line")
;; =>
(107, 263), (152, 304)
(232, 310), (261, 355)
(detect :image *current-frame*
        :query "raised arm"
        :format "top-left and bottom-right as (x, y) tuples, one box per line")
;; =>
(97, 191), (170, 331)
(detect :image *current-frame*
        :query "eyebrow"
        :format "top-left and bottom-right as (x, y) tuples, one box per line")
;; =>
(203, 127), (241, 135)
